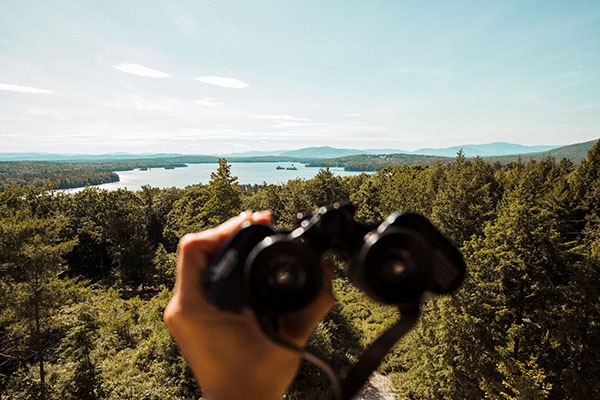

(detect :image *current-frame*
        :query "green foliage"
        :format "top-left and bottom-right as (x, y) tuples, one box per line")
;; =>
(3, 143), (600, 399)
(53, 303), (103, 400)
(163, 185), (211, 249)
(140, 186), (184, 249)
(163, 158), (242, 248)
(430, 156), (500, 245)
(481, 355), (552, 400)
(0, 186), (78, 399)
(63, 188), (155, 287)
(0, 161), (188, 191)
(203, 158), (243, 226)
(152, 244), (177, 288)
(307, 153), (453, 171)
(243, 183), (287, 226)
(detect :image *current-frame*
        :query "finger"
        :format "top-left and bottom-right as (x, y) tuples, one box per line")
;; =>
(175, 211), (253, 298)
(184, 210), (271, 260)
(175, 211), (272, 303)
(252, 210), (272, 224)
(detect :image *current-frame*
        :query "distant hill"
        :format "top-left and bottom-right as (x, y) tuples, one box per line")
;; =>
(308, 153), (452, 170)
(226, 155), (314, 163)
(221, 147), (406, 158)
(1, 140), (593, 163)
(307, 139), (598, 171)
(363, 148), (409, 154)
(412, 142), (560, 157)
(219, 144), (564, 160)
(278, 146), (367, 159)
(219, 150), (288, 157)
(483, 139), (597, 165)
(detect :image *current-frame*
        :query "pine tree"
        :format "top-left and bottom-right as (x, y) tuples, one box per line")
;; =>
(163, 159), (243, 248)
(203, 158), (243, 227)
(54, 303), (103, 400)
(0, 186), (76, 399)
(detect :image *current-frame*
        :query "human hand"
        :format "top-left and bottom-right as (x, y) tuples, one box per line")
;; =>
(164, 211), (335, 400)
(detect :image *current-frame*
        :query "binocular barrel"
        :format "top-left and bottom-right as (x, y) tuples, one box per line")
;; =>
(204, 203), (465, 315)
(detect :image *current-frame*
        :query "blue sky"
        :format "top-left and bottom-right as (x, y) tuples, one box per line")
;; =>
(1, 0), (599, 154)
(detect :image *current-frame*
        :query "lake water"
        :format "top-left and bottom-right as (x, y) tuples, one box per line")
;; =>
(65, 162), (367, 192)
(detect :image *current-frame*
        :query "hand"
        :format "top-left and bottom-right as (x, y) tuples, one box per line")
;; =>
(164, 211), (335, 400)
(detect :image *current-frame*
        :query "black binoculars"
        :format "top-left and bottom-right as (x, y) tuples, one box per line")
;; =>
(204, 203), (465, 315)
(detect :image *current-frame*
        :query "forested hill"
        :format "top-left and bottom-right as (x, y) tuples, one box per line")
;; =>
(2, 143), (600, 399)
(308, 138), (598, 171)
(483, 139), (597, 164)
(307, 153), (454, 170)
(0, 161), (187, 190)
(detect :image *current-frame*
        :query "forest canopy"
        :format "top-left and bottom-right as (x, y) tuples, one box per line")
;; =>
(0, 161), (187, 191)
(1, 141), (600, 399)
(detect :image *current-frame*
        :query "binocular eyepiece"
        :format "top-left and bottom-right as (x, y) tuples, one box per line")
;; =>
(204, 203), (465, 315)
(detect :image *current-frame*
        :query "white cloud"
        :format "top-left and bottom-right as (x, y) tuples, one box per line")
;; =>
(0, 83), (54, 94)
(253, 114), (309, 121)
(195, 76), (249, 88)
(113, 63), (170, 78)
(194, 97), (225, 106)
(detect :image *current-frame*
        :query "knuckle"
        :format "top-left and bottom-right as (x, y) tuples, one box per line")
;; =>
(178, 233), (197, 251)
(178, 234), (204, 258)
(163, 300), (183, 326)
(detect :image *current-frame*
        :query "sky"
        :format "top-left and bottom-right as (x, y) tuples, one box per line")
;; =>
(1, 0), (599, 154)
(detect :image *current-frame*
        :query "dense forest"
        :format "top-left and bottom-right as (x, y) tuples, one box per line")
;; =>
(0, 161), (187, 190)
(1, 140), (599, 399)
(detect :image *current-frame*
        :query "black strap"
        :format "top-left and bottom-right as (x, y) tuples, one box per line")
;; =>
(256, 303), (420, 400)
(257, 314), (344, 399)
(336, 303), (420, 400)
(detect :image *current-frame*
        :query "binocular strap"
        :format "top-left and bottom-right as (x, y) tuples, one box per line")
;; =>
(337, 303), (420, 399)
(256, 302), (420, 400)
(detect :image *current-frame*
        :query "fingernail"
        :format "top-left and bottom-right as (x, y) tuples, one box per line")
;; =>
(252, 210), (270, 220)
(240, 210), (252, 218)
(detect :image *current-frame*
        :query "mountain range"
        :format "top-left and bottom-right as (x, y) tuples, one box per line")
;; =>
(219, 142), (560, 159)
(307, 139), (598, 171)
(0, 142), (573, 162)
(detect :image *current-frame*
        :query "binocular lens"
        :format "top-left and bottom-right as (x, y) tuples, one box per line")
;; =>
(247, 238), (321, 314)
(355, 228), (432, 304)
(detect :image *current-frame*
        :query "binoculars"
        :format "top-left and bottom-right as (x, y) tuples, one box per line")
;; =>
(204, 203), (465, 315)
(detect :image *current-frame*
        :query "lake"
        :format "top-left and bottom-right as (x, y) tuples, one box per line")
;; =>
(64, 162), (368, 192)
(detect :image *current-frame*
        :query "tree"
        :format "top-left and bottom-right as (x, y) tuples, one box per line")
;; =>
(431, 156), (500, 246)
(53, 302), (103, 400)
(0, 186), (76, 399)
(164, 159), (243, 248)
(163, 185), (211, 250)
(103, 190), (154, 288)
(305, 168), (349, 208)
(351, 175), (385, 224)
(152, 244), (176, 288)
(203, 158), (243, 227)
(139, 186), (184, 249)
(243, 184), (286, 227)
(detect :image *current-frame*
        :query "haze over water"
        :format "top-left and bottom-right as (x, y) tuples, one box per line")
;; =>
(64, 162), (364, 192)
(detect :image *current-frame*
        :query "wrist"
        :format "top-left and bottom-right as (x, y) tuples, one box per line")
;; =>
(194, 347), (301, 400)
